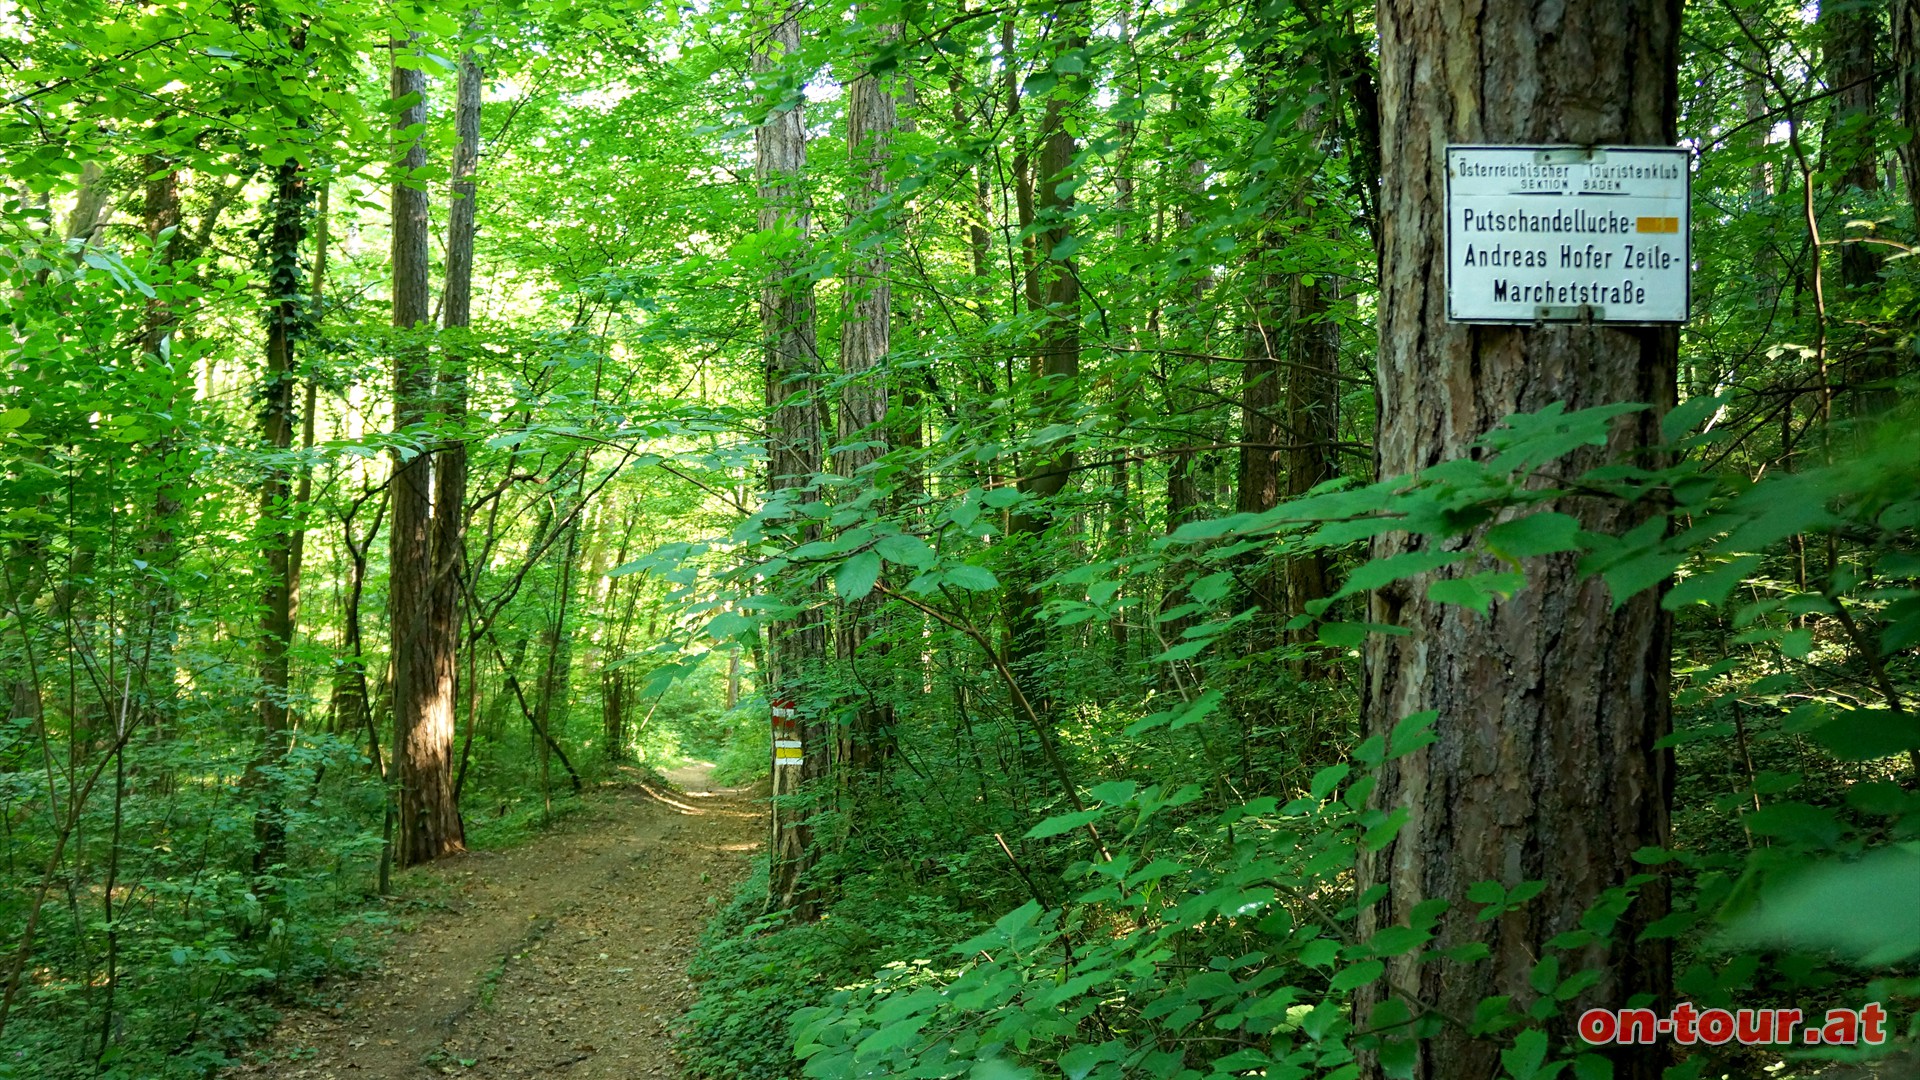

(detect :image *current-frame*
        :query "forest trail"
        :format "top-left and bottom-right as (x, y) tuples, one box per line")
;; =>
(227, 766), (760, 1079)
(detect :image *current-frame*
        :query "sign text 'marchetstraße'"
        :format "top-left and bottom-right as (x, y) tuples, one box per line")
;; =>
(1445, 145), (1691, 325)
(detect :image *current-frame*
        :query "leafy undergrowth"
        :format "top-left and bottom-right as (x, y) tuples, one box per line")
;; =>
(683, 853), (987, 1079)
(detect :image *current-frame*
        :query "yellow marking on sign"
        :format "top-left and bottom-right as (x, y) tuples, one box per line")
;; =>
(1635, 216), (1679, 234)
(775, 747), (804, 760)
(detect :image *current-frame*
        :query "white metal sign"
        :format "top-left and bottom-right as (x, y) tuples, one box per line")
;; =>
(1445, 145), (1690, 325)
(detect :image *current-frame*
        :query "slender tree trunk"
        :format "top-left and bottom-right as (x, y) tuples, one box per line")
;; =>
(1823, 0), (1884, 289)
(1282, 271), (1337, 623)
(1223, 41), (1292, 742)
(332, 493), (382, 743)
(948, 19), (993, 293)
(1357, 3), (1678, 1077)
(140, 157), (180, 358)
(757, 3), (829, 919)
(429, 40), (482, 822)
(726, 648), (741, 711)
(62, 161), (111, 246)
(134, 153), (184, 777)
(601, 668), (626, 762)
(600, 509), (641, 761)
(1899, 1), (1920, 214)
(533, 464), (586, 814)
(1109, 3), (1139, 666)
(389, 45), (464, 867)
(1004, 0), (1086, 703)
(1237, 286), (1284, 627)
(288, 181), (327, 630)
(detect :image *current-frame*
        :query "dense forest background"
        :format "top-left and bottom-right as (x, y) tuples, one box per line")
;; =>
(2, 0), (1918, 1076)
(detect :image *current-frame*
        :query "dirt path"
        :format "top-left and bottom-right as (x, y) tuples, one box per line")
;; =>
(228, 766), (759, 1079)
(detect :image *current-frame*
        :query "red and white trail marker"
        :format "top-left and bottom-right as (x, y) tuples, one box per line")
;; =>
(771, 697), (803, 766)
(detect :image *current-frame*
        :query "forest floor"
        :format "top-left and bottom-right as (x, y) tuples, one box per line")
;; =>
(225, 763), (760, 1079)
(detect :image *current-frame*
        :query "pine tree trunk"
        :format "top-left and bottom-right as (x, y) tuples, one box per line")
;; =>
(837, 23), (898, 772)
(1357, 3), (1679, 1076)
(390, 47), (464, 867)
(757, 3), (828, 919)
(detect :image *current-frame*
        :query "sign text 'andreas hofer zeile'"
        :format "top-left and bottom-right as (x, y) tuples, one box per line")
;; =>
(1445, 145), (1690, 325)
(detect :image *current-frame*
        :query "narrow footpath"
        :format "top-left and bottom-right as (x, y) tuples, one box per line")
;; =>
(227, 765), (759, 1079)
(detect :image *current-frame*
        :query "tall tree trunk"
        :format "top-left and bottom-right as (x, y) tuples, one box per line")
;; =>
(1237, 294), (1283, 626)
(837, 21), (898, 772)
(948, 18), (993, 294)
(430, 41), (482, 818)
(1358, 3), (1678, 1077)
(600, 508), (642, 761)
(1282, 273), (1337, 622)
(389, 46), (464, 867)
(757, 3), (828, 919)
(1823, 0), (1884, 289)
(1004, 0), (1086, 703)
(252, 145), (308, 877)
(533, 456), (588, 812)
(288, 181), (328, 634)
(62, 161), (111, 246)
(532, 541), (578, 813)
(1899, 0), (1920, 214)
(134, 153), (184, 772)
(332, 491), (382, 743)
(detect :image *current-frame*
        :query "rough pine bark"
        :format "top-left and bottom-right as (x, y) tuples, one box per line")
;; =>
(390, 49), (464, 867)
(837, 26), (898, 771)
(757, 5), (829, 918)
(1358, 3), (1679, 1077)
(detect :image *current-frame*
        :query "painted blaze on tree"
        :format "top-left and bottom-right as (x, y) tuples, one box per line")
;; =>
(1359, 1), (1681, 1077)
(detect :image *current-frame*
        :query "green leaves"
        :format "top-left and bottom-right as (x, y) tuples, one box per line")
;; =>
(1484, 512), (1582, 560)
(874, 533), (935, 568)
(1124, 689), (1223, 735)
(1333, 550), (1465, 601)
(1024, 808), (1105, 839)
(702, 611), (757, 640)
(1722, 848), (1920, 965)
(834, 550), (881, 600)
(1427, 570), (1526, 614)
(1499, 1029), (1557, 1080)
(1477, 401), (1649, 472)
(1386, 710), (1439, 760)
(944, 564), (999, 591)
(1468, 879), (1547, 922)
(1329, 959), (1384, 993)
